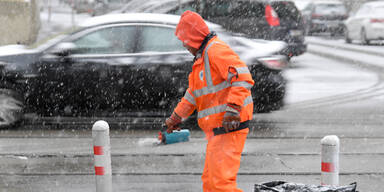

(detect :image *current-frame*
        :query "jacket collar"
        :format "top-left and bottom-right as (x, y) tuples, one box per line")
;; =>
(193, 32), (217, 62)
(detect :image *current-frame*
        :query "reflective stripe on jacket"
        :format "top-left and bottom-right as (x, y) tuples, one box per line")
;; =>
(174, 36), (254, 137)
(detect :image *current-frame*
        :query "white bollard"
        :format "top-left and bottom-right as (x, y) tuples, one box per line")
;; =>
(321, 135), (340, 186)
(92, 120), (112, 192)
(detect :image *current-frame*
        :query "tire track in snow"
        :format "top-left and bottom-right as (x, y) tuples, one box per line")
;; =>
(285, 41), (384, 110)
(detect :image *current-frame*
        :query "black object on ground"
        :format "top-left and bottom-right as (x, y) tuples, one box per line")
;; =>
(254, 181), (357, 192)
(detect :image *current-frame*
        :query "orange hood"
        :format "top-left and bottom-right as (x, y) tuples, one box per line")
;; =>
(175, 10), (210, 49)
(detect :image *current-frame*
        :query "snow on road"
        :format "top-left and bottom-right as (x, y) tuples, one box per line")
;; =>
(306, 36), (384, 56)
(306, 36), (384, 69)
(285, 52), (378, 104)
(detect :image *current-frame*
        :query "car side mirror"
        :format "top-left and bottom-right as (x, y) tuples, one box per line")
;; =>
(49, 42), (77, 57)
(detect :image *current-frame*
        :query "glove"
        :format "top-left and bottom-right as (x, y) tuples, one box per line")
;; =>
(222, 103), (241, 133)
(165, 112), (182, 133)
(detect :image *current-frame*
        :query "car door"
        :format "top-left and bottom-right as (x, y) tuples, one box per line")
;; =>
(31, 51), (76, 115)
(133, 23), (193, 112)
(228, 1), (269, 39)
(36, 24), (138, 115)
(347, 5), (368, 39)
(67, 24), (139, 114)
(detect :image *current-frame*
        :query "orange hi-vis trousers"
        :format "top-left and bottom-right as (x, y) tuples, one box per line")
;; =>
(202, 129), (248, 192)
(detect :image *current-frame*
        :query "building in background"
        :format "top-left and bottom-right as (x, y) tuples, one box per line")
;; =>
(0, 0), (41, 45)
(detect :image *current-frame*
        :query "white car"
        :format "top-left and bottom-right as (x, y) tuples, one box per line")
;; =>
(344, 1), (384, 45)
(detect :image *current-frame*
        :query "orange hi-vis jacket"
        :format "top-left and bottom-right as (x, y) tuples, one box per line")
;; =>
(174, 11), (254, 138)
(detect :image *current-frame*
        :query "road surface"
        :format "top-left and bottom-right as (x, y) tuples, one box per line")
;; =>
(1, 41), (384, 191)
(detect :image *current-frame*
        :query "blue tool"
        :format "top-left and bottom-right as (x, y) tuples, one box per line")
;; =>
(158, 126), (190, 145)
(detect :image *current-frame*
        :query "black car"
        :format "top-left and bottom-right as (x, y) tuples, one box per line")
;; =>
(203, 0), (307, 59)
(117, 0), (307, 60)
(0, 13), (287, 127)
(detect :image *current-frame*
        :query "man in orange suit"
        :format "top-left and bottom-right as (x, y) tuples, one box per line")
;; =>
(165, 10), (254, 192)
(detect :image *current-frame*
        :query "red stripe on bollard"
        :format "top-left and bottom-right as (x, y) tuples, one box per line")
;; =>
(94, 146), (103, 155)
(92, 120), (112, 191)
(95, 166), (105, 175)
(321, 162), (335, 172)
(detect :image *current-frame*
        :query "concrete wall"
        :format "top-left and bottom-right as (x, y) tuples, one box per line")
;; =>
(0, 0), (41, 46)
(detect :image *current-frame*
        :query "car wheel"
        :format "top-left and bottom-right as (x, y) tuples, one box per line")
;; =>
(286, 56), (292, 62)
(305, 25), (312, 36)
(345, 29), (352, 44)
(253, 96), (284, 113)
(0, 89), (24, 128)
(360, 28), (370, 45)
(253, 89), (285, 113)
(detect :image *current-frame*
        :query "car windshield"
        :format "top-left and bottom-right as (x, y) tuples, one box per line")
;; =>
(372, 6), (384, 16)
(314, 4), (347, 15)
(203, 0), (231, 17)
(230, 1), (264, 18)
(272, 2), (300, 21)
(167, 2), (198, 15)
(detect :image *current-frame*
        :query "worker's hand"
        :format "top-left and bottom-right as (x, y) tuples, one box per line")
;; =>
(165, 112), (182, 133)
(223, 104), (241, 133)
